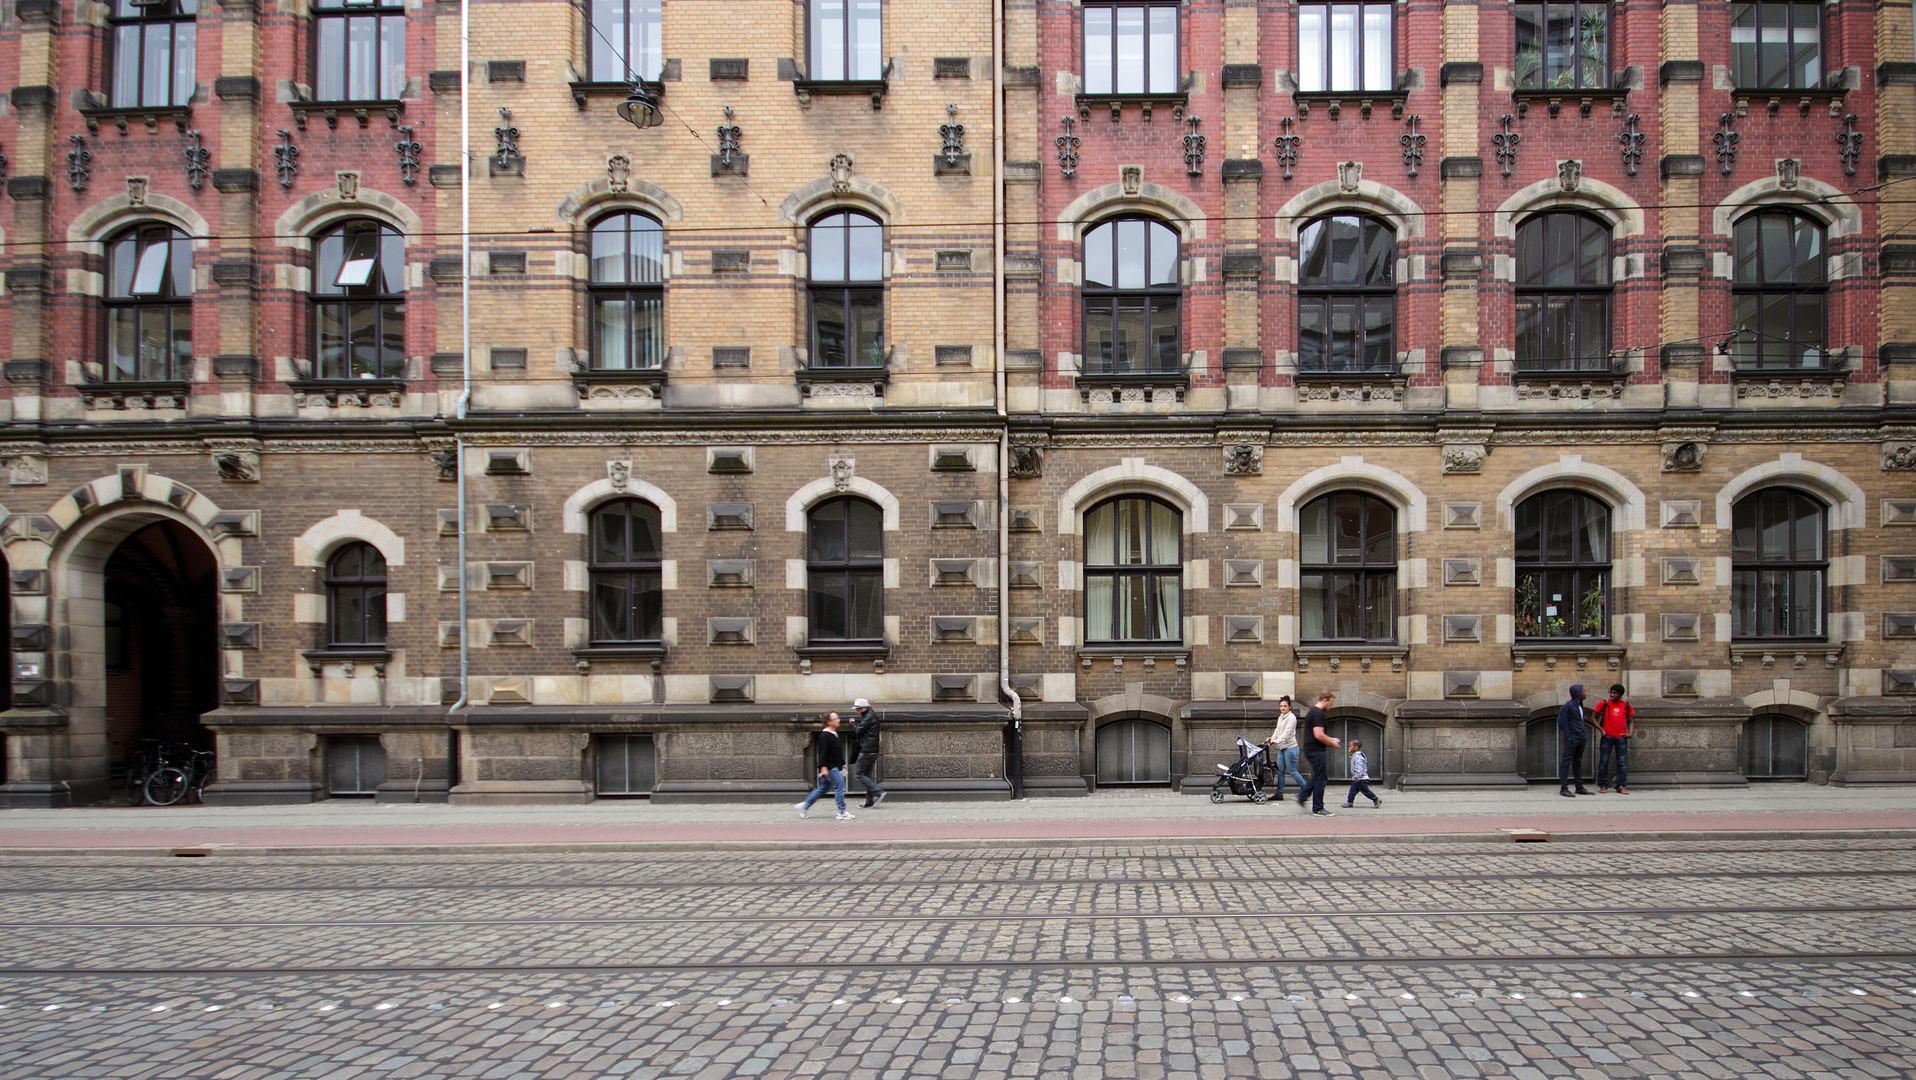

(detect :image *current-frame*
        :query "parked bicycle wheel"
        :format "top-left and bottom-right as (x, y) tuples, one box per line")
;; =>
(145, 767), (190, 806)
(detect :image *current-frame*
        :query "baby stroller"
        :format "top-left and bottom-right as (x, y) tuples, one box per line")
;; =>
(1210, 737), (1272, 804)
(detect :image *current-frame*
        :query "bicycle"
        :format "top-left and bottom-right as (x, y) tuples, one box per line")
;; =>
(144, 747), (215, 806)
(123, 740), (167, 805)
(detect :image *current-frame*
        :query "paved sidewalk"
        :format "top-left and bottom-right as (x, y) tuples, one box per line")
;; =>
(4, 784), (1916, 852)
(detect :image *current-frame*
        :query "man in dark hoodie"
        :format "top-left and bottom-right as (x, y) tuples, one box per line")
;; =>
(849, 697), (887, 808)
(1557, 684), (1593, 797)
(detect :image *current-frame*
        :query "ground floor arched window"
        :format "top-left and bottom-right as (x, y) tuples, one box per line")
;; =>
(1095, 719), (1171, 785)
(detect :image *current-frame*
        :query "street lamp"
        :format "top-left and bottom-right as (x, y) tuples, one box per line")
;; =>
(618, 83), (663, 129)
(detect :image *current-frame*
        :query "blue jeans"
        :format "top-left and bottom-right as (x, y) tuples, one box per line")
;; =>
(1598, 735), (1628, 788)
(1300, 750), (1330, 812)
(1346, 779), (1379, 805)
(801, 767), (847, 813)
(1270, 746), (1304, 799)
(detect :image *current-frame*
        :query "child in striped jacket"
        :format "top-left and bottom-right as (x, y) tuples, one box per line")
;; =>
(1342, 739), (1382, 809)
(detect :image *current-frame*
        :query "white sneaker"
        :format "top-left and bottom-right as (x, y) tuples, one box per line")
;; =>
(795, 802), (809, 819)
(836, 811), (856, 821)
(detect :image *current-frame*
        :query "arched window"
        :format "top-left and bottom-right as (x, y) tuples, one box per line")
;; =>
(109, 0), (198, 108)
(1297, 2), (1391, 92)
(1297, 213), (1395, 373)
(1731, 488), (1826, 639)
(326, 542), (387, 647)
(314, 0), (405, 102)
(589, 0), (662, 82)
(1299, 492), (1395, 643)
(1514, 0), (1608, 90)
(809, 0), (882, 81)
(808, 497), (884, 643)
(1514, 490), (1611, 640)
(808, 211), (884, 369)
(1731, 2), (1821, 89)
(312, 219), (406, 380)
(1731, 210), (1826, 370)
(589, 212), (665, 371)
(1082, 218), (1180, 375)
(105, 224), (194, 383)
(1084, 495), (1181, 644)
(1515, 211), (1610, 372)
(590, 499), (663, 644)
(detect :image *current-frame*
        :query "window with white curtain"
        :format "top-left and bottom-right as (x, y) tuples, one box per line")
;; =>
(1084, 496), (1181, 644)
(1083, 2), (1179, 95)
(1297, 2), (1392, 93)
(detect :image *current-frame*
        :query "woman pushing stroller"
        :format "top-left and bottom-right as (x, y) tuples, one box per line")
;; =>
(1262, 695), (1307, 802)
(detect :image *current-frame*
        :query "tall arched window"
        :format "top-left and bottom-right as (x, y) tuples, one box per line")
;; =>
(809, 0), (882, 81)
(109, 0), (198, 108)
(1732, 210), (1826, 370)
(1732, 488), (1827, 639)
(312, 219), (406, 380)
(1514, 490), (1611, 640)
(314, 0), (405, 102)
(1514, 0), (1608, 89)
(589, 0), (663, 82)
(1082, 218), (1180, 374)
(326, 542), (388, 647)
(809, 211), (884, 369)
(1298, 213), (1395, 373)
(1084, 495), (1181, 643)
(1515, 211), (1611, 372)
(1299, 492), (1395, 643)
(589, 212), (665, 371)
(808, 497), (883, 644)
(590, 499), (663, 644)
(106, 224), (194, 383)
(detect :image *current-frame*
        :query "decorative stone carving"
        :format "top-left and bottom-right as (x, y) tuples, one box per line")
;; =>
(432, 448), (458, 481)
(1662, 441), (1705, 472)
(607, 153), (631, 193)
(830, 455), (855, 492)
(608, 460), (631, 492)
(1221, 443), (1263, 475)
(1337, 160), (1362, 192)
(1515, 381), (1624, 400)
(213, 450), (260, 482)
(336, 170), (359, 201)
(1008, 444), (1043, 478)
(1441, 444), (1485, 474)
(1736, 377), (1845, 399)
(582, 382), (656, 400)
(1777, 157), (1800, 190)
(1298, 382), (1403, 402)
(1885, 442), (1916, 471)
(829, 152), (853, 192)
(1556, 158), (1581, 192)
(126, 175), (147, 207)
(7, 455), (46, 486)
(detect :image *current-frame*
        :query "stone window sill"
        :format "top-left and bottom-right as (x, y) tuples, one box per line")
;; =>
(1294, 89), (1408, 121)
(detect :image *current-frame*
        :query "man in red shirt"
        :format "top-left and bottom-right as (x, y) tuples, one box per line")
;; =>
(1593, 683), (1635, 794)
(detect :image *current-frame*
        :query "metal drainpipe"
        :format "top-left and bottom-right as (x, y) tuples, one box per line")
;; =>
(992, 0), (1022, 797)
(446, 0), (472, 792)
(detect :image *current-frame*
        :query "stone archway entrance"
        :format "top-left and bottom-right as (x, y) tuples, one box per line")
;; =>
(103, 520), (219, 791)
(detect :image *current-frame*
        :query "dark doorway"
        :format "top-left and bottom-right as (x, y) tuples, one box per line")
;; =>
(1095, 718), (1171, 786)
(104, 521), (219, 787)
(1523, 716), (1592, 781)
(1319, 715), (1385, 783)
(594, 734), (657, 796)
(1744, 715), (1809, 780)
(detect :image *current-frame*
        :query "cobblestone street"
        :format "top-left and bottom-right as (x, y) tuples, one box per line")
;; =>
(3, 838), (1915, 1079)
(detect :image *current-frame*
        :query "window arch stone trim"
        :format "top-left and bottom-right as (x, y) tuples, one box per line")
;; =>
(785, 477), (901, 532)
(779, 174), (902, 227)
(1276, 180), (1425, 241)
(1056, 182), (1205, 243)
(1494, 176), (1644, 240)
(556, 177), (684, 228)
(272, 187), (424, 250)
(1275, 456), (1425, 533)
(1059, 458), (1207, 536)
(564, 477), (677, 535)
(1714, 175), (1860, 240)
(293, 510), (405, 569)
(1495, 454), (1646, 533)
(1742, 691), (1823, 720)
(67, 195), (212, 254)
(1716, 452), (1865, 530)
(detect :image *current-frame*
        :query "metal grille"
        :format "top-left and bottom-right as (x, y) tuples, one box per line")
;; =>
(1523, 716), (1594, 781)
(1095, 719), (1171, 786)
(1744, 715), (1809, 780)
(1318, 717), (1384, 783)
(326, 735), (386, 796)
(595, 734), (657, 796)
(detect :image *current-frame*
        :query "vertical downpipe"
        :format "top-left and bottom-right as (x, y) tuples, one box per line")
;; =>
(446, 0), (473, 793)
(992, 0), (1022, 797)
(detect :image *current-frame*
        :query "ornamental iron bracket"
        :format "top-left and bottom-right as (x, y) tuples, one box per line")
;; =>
(1619, 113), (1644, 176)
(274, 128), (299, 188)
(1401, 114), (1424, 178)
(1056, 116), (1080, 177)
(1492, 114), (1520, 178)
(1272, 117), (1298, 181)
(717, 106), (741, 165)
(394, 124), (422, 184)
(1714, 112), (1738, 175)
(940, 103), (964, 166)
(66, 134), (91, 193)
(183, 129), (209, 190)
(494, 108), (522, 171)
(1837, 113), (1863, 176)
(1183, 115), (1205, 175)
(0, 142), (7, 181)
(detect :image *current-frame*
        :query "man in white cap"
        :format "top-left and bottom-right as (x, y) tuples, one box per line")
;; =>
(848, 697), (887, 808)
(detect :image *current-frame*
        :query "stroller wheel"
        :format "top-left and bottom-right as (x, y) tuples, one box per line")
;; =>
(1252, 791), (1269, 805)
(1208, 782), (1225, 804)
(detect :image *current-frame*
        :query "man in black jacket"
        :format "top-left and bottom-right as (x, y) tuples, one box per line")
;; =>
(1557, 684), (1593, 798)
(849, 697), (887, 808)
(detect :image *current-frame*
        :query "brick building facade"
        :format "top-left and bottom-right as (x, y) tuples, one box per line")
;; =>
(0, 0), (1912, 806)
